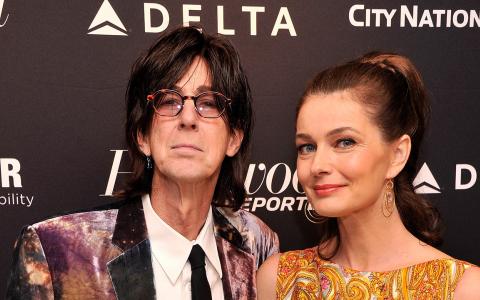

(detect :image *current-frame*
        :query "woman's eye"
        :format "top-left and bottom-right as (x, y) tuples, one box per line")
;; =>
(297, 144), (316, 154)
(335, 138), (356, 148)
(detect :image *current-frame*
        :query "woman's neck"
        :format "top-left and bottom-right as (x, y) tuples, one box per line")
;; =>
(330, 205), (430, 272)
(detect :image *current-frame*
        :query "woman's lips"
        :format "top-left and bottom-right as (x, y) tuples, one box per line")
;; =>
(313, 184), (347, 196)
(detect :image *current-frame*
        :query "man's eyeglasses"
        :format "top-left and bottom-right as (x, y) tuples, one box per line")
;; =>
(146, 89), (231, 118)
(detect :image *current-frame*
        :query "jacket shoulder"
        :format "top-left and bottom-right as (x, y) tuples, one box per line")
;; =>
(222, 208), (275, 233)
(7, 198), (141, 299)
(21, 200), (130, 262)
(29, 199), (128, 233)
(215, 207), (280, 268)
(6, 225), (54, 299)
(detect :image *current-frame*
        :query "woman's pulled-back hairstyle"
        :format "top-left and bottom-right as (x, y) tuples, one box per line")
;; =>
(297, 52), (443, 259)
(122, 26), (253, 210)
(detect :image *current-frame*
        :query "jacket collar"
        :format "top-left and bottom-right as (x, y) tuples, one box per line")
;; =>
(111, 196), (148, 251)
(108, 196), (155, 300)
(212, 207), (245, 250)
(110, 197), (248, 253)
(213, 207), (257, 299)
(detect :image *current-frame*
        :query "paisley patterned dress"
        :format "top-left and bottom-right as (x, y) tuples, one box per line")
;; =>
(276, 247), (472, 299)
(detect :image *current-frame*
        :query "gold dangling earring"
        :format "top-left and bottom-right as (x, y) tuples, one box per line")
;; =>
(304, 201), (324, 224)
(382, 179), (395, 217)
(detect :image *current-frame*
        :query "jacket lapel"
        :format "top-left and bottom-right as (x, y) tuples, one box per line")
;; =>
(216, 237), (256, 300)
(213, 208), (257, 300)
(107, 197), (156, 300)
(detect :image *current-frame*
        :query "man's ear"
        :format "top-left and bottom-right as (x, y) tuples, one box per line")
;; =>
(386, 134), (411, 178)
(226, 129), (244, 157)
(137, 130), (151, 156)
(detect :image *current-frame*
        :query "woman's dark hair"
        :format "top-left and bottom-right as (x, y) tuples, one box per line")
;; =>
(297, 52), (443, 259)
(121, 26), (253, 210)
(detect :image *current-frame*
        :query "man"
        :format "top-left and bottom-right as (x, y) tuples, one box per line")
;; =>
(7, 26), (279, 300)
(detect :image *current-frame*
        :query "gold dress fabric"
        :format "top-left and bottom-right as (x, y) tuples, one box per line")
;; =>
(276, 247), (472, 300)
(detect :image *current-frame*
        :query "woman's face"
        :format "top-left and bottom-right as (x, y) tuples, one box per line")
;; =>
(296, 90), (399, 218)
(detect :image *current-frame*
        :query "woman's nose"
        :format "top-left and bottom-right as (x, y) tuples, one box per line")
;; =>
(310, 148), (332, 176)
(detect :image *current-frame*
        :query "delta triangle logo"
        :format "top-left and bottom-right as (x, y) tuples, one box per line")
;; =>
(413, 163), (441, 194)
(88, 0), (127, 36)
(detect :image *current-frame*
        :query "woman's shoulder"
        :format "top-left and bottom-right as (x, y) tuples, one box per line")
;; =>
(257, 247), (321, 300)
(402, 247), (479, 299)
(276, 247), (323, 279)
(405, 256), (475, 282)
(452, 261), (480, 299)
(278, 247), (320, 265)
(258, 246), (321, 279)
(256, 252), (281, 300)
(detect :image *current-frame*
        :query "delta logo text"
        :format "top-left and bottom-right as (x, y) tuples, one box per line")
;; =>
(349, 4), (480, 28)
(88, 0), (297, 37)
(102, 150), (479, 215)
(0, 0), (9, 28)
(0, 158), (34, 208)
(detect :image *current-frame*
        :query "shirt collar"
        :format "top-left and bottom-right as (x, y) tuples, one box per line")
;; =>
(142, 194), (223, 283)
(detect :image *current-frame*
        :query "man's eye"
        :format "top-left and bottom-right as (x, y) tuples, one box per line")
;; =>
(161, 99), (179, 105)
(297, 144), (316, 155)
(198, 99), (217, 108)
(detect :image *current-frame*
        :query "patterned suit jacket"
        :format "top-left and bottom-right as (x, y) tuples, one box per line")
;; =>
(6, 197), (279, 300)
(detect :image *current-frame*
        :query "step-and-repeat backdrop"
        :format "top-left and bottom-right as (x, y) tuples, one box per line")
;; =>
(1, 0), (479, 294)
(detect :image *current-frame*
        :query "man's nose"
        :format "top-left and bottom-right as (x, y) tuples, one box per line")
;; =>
(178, 99), (199, 130)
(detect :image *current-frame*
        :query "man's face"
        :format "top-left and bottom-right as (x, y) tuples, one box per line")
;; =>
(138, 57), (243, 185)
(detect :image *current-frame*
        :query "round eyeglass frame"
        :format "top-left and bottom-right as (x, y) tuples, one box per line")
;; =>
(146, 89), (231, 118)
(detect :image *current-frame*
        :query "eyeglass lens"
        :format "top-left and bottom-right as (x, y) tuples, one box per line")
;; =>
(152, 91), (227, 118)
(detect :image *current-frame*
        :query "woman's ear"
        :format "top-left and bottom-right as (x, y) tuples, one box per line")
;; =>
(386, 134), (411, 178)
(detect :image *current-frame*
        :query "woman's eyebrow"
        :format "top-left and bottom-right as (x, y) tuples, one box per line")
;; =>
(326, 127), (361, 137)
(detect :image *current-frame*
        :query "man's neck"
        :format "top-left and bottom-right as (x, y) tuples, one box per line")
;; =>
(149, 176), (217, 241)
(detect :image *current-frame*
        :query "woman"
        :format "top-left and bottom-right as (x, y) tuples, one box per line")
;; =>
(257, 52), (480, 299)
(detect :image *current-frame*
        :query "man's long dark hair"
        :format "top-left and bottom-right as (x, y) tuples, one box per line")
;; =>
(121, 26), (253, 210)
